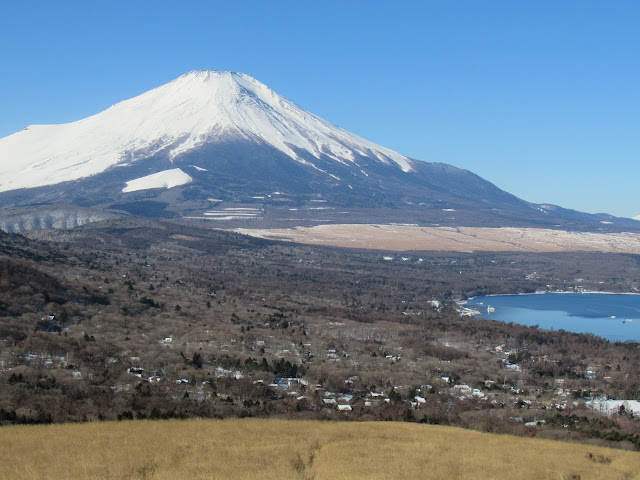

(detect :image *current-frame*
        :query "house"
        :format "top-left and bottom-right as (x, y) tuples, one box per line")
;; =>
(505, 363), (522, 371)
(127, 367), (144, 377)
(327, 349), (340, 360)
(525, 420), (545, 427)
(452, 385), (472, 397)
(275, 377), (306, 389)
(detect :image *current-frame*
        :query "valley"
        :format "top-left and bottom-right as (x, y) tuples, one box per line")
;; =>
(1, 219), (639, 452)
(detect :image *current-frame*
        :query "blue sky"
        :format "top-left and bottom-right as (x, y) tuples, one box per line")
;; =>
(1, 1), (638, 217)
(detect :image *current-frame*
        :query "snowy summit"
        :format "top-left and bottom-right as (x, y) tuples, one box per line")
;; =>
(0, 70), (412, 193)
(1, 69), (636, 234)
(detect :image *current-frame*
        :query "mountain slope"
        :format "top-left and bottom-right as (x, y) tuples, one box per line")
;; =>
(0, 70), (636, 232)
(0, 70), (411, 193)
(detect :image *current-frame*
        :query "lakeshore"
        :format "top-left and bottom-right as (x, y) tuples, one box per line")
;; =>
(466, 293), (640, 342)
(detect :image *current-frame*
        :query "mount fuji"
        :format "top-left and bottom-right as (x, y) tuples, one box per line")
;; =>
(0, 70), (635, 232)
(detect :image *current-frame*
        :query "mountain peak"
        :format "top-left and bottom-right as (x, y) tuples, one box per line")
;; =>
(182, 69), (245, 79)
(185, 68), (230, 76)
(167, 69), (275, 108)
(0, 70), (413, 193)
(2, 71), (638, 233)
(179, 69), (243, 85)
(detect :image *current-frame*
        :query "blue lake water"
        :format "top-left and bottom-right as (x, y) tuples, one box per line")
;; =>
(466, 293), (640, 342)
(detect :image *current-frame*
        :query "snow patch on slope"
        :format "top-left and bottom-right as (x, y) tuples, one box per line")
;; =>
(122, 168), (192, 193)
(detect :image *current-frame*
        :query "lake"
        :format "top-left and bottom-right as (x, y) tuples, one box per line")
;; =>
(466, 293), (640, 342)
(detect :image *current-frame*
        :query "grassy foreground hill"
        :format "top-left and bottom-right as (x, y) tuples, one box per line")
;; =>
(0, 419), (638, 479)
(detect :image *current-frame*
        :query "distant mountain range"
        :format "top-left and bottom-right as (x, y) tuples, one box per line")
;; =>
(0, 70), (637, 233)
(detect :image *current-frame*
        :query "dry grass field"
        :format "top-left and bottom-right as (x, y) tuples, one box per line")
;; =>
(235, 225), (640, 253)
(1, 419), (638, 480)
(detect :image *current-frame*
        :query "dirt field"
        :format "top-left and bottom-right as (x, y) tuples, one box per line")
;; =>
(235, 224), (640, 253)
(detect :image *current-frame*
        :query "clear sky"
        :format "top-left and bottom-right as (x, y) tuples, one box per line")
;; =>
(1, 1), (638, 218)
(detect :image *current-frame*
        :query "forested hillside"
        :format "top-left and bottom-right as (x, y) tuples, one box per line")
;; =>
(0, 221), (639, 450)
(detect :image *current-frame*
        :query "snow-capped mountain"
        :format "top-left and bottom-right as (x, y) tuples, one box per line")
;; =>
(0, 70), (636, 232)
(0, 70), (411, 193)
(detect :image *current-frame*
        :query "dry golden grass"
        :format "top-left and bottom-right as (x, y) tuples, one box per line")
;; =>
(235, 225), (640, 253)
(0, 419), (638, 479)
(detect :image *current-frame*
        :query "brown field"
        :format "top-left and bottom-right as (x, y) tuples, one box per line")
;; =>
(235, 225), (640, 253)
(1, 419), (638, 479)
(168, 234), (201, 241)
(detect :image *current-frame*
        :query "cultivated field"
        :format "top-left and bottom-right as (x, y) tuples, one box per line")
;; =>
(0, 419), (638, 480)
(235, 225), (640, 253)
